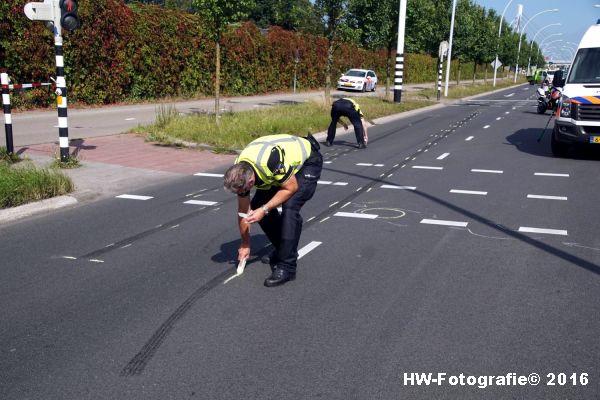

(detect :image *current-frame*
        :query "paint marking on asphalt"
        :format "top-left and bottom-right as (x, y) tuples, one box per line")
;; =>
(471, 169), (503, 174)
(518, 227), (568, 236)
(437, 152), (450, 160)
(298, 241), (322, 259)
(381, 185), (416, 190)
(465, 136), (474, 141)
(125, 118), (136, 121)
(420, 219), (468, 227)
(334, 212), (378, 219)
(116, 194), (153, 201)
(318, 180), (349, 186)
(412, 166), (443, 170)
(450, 189), (488, 195)
(324, 161), (333, 164)
(184, 200), (218, 206)
(504, 93), (515, 97)
(333, 182), (348, 186)
(527, 194), (568, 201)
(62, 256), (77, 260)
(341, 202), (351, 209)
(329, 201), (339, 207)
(534, 172), (570, 177)
(357, 163), (373, 166)
(496, 117), (502, 120)
(483, 125), (491, 129)
(89, 259), (105, 263)
(194, 173), (224, 177)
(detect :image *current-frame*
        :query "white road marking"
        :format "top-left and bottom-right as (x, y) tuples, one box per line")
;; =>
(504, 93), (515, 97)
(333, 182), (348, 186)
(381, 185), (416, 190)
(527, 194), (568, 201)
(465, 136), (474, 141)
(62, 256), (77, 260)
(357, 163), (373, 166)
(184, 200), (218, 206)
(450, 189), (488, 195)
(534, 172), (569, 177)
(125, 117), (136, 121)
(420, 219), (468, 227)
(437, 153), (450, 160)
(412, 166), (443, 170)
(89, 259), (104, 263)
(324, 161), (333, 164)
(518, 227), (568, 236)
(505, 111), (510, 114)
(194, 172), (224, 177)
(471, 169), (503, 174)
(496, 117), (502, 120)
(116, 194), (153, 200)
(329, 201), (339, 207)
(483, 125), (490, 129)
(318, 180), (349, 186)
(334, 212), (378, 219)
(298, 241), (322, 259)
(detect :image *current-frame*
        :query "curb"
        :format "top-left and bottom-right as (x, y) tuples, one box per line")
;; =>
(0, 195), (78, 224)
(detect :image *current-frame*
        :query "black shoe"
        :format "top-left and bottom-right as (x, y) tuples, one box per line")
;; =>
(264, 268), (296, 287)
(260, 249), (278, 272)
(357, 142), (367, 149)
(324, 140), (333, 147)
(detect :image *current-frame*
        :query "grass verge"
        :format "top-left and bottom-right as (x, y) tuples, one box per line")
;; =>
(134, 79), (526, 151)
(0, 158), (74, 209)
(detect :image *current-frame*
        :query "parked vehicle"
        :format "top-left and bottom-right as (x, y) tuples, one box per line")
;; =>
(528, 68), (544, 85)
(536, 78), (563, 114)
(552, 21), (600, 157)
(336, 69), (377, 92)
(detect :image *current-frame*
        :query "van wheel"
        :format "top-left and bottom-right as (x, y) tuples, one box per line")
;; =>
(551, 128), (569, 157)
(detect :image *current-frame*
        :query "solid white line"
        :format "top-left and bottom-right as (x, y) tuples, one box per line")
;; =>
(333, 182), (348, 186)
(518, 227), (568, 236)
(194, 173), (224, 177)
(527, 194), (568, 201)
(184, 200), (218, 206)
(534, 172), (569, 177)
(334, 212), (378, 219)
(465, 136), (474, 141)
(450, 189), (488, 195)
(483, 125), (490, 129)
(298, 241), (322, 259)
(381, 185), (416, 190)
(116, 194), (153, 200)
(412, 166), (443, 170)
(420, 219), (468, 227)
(437, 152), (450, 160)
(471, 169), (503, 174)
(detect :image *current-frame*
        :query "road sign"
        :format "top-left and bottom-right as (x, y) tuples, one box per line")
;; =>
(491, 58), (502, 70)
(24, 0), (54, 21)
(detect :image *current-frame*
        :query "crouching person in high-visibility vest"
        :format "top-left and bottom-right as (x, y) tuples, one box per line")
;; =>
(223, 134), (323, 287)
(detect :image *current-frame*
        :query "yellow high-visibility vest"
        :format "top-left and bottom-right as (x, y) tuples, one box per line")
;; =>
(236, 134), (312, 189)
(342, 98), (363, 117)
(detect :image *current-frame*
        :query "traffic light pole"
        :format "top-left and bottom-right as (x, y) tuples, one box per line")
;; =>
(1, 73), (14, 155)
(53, 29), (70, 162)
(393, 0), (407, 103)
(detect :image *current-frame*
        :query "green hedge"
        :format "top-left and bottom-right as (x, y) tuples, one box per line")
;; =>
(1, 0), (489, 109)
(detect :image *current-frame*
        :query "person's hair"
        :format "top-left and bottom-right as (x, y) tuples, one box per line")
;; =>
(223, 162), (254, 193)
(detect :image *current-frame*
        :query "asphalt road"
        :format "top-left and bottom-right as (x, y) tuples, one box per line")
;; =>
(1, 85), (599, 399)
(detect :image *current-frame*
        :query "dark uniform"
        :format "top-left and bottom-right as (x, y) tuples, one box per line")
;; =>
(236, 134), (323, 273)
(327, 98), (365, 145)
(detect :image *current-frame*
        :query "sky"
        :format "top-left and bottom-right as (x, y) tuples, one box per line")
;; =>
(474, 0), (600, 62)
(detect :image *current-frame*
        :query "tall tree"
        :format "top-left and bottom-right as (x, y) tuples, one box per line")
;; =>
(314, 0), (349, 103)
(250, 0), (323, 34)
(192, 0), (255, 119)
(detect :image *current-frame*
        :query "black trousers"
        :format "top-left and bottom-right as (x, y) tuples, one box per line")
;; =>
(250, 137), (323, 273)
(326, 99), (365, 144)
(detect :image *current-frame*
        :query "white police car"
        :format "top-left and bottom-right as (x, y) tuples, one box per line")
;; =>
(336, 69), (378, 92)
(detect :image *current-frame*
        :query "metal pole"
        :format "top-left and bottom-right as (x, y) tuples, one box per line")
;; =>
(493, 0), (514, 87)
(437, 56), (443, 101)
(54, 30), (70, 162)
(393, 0), (407, 103)
(444, 0), (457, 97)
(1, 73), (14, 155)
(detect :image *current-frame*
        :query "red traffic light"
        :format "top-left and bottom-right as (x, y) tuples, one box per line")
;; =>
(59, 0), (80, 31)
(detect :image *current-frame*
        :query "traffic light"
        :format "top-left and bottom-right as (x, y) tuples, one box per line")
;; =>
(59, 0), (79, 31)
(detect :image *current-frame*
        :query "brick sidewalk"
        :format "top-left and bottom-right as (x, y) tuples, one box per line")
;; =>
(17, 134), (236, 175)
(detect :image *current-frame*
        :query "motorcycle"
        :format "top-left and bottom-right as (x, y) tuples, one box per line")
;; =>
(536, 80), (562, 114)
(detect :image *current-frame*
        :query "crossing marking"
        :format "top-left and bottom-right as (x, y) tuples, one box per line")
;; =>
(420, 219), (468, 227)
(450, 189), (487, 195)
(527, 194), (568, 201)
(116, 194), (153, 200)
(471, 169), (503, 174)
(518, 227), (568, 236)
(184, 200), (218, 206)
(437, 153), (450, 160)
(334, 212), (378, 219)
(534, 172), (569, 177)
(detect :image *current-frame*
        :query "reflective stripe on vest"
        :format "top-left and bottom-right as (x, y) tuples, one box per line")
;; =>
(236, 134), (311, 188)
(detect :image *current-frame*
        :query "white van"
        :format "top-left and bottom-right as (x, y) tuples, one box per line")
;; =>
(552, 22), (600, 157)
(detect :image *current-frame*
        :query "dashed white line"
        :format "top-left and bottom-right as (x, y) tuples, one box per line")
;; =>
(116, 194), (153, 200)
(450, 189), (488, 196)
(318, 180), (348, 186)
(298, 241), (322, 259)
(381, 185), (416, 190)
(357, 163), (384, 167)
(437, 153), (450, 160)
(471, 169), (503, 174)
(334, 212), (378, 219)
(412, 166), (444, 170)
(62, 256), (77, 260)
(518, 227), (568, 236)
(420, 219), (468, 227)
(483, 125), (490, 129)
(194, 173), (224, 177)
(504, 93), (515, 97)
(465, 136), (474, 141)
(496, 117), (502, 120)
(125, 117), (136, 121)
(527, 194), (568, 201)
(324, 161), (333, 164)
(184, 200), (218, 206)
(534, 172), (570, 177)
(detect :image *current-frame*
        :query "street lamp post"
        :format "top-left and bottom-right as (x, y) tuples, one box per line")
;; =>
(443, 0), (458, 97)
(393, 0), (407, 103)
(526, 23), (561, 74)
(493, 0), (514, 87)
(515, 8), (559, 83)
